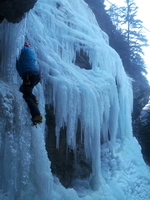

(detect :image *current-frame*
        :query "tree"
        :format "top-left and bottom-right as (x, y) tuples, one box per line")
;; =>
(110, 0), (148, 56)
(122, 0), (148, 56)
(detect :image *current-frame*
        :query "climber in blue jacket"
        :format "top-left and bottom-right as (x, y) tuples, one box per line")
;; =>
(16, 42), (42, 124)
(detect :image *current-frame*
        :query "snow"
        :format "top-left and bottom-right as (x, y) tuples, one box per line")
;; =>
(0, 0), (150, 199)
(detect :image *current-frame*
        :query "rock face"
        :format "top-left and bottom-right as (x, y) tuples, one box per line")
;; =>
(75, 49), (92, 70)
(137, 100), (150, 165)
(0, 0), (37, 23)
(45, 105), (92, 188)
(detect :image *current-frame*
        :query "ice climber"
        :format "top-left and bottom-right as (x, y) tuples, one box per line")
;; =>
(16, 42), (42, 125)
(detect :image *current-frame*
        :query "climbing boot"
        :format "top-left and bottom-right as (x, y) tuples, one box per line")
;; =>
(32, 115), (43, 125)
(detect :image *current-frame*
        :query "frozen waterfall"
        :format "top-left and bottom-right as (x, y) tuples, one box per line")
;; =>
(0, 0), (150, 199)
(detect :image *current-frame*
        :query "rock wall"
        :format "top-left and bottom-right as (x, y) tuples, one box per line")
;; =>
(45, 105), (92, 188)
(137, 100), (150, 165)
(0, 0), (37, 23)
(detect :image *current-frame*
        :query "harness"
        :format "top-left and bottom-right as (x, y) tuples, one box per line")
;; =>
(22, 70), (40, 86)
(25, 75), (31, 85)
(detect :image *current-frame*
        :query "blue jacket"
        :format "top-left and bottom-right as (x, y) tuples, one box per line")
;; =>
(16, 46), (39, 76)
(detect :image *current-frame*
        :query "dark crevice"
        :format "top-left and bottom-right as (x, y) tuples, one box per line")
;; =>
(45, 105), (92, 188)
(75, 49), (92, 70)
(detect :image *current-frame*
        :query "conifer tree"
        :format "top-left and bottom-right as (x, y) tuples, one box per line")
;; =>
(122, 0), (148, 56)
(107, 0), (148, 75)
(108, 0), (148, 57)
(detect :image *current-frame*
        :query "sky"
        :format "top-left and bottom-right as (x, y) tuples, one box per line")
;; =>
(104, 0), (150, 81)
(136, 0), (150, 79)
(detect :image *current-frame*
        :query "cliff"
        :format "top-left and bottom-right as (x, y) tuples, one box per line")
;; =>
(0, 0), (37, 23)
(0, 0), (150, 199)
